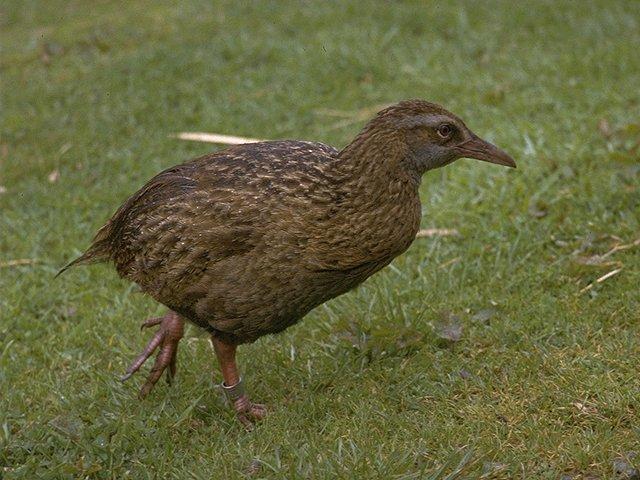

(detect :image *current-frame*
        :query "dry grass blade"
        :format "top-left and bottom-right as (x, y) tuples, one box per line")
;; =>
(319, 103), (391, 131)
(0, 258), (38, 268)
(313, 108), (358, 118)
(439, 256), (462, 269)
(172, 133), (265, 144)
(579, 268), (623, 294)
(416, 228), (460, 238)
(596, 268), (624, 283)
(600, 237), (640, 259)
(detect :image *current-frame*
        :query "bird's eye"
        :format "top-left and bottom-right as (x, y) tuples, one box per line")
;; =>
(437, 124), (453, 138)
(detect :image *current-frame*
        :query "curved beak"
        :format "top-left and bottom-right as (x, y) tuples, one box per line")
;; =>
(455, 134), (516, 168)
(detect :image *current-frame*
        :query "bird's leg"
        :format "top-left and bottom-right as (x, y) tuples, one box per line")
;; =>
(121, 310), (185, 398)
(210, 336), (267, 430)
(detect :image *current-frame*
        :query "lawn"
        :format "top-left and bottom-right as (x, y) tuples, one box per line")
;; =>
(1, 1), (639, 478)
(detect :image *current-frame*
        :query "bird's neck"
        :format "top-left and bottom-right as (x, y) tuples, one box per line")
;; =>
(306, 126), (422, 269)
(335, 125), (420, 190)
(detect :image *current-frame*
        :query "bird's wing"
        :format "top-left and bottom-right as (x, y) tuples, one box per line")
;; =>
(70, 152), (264, 294)
(68, 140), (339, 292)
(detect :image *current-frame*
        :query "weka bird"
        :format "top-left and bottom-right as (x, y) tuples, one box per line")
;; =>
(60, 100), (515, 428)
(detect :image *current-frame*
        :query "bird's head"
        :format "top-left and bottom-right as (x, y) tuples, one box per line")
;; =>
(346, 100), (516, 178)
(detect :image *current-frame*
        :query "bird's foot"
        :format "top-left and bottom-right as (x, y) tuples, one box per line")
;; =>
(120, 311), (185, 398)
(233, 395), (267, 431)
(220, 377), (267, 430)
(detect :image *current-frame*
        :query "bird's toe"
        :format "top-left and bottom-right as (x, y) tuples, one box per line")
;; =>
(121, 312), (185, 397)
(232, 396), (268, 430)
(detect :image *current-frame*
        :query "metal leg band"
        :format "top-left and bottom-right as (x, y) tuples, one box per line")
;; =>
(221, 377), (245, 402)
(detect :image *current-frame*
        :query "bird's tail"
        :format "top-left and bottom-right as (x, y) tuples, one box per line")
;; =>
(55, 244), (110, 278)
(55, 223), (114, 277)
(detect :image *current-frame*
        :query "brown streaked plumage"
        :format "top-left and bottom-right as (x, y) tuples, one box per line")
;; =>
(60, 99), (515, 428)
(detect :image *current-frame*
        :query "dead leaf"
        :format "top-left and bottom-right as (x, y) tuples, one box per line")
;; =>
(471, 308), (497, 324)
(572, 401), (598, 415)
(60, 306), (77, 318)
(528, 201), (548, 218)
(572, 255), (622, 272)
(49, 414), (83, 440)
(393, 328), (424, 352)
(612, 453), (639, 479)
(482, 462), (507, 475)
(574, 255), (607, 266)
(43, 41), (64, 57)
(245, 459), (262, 476)
(48, 169), (60, 183)
(435, 312), (463, 343)
(598, 118), (612, 138)
(0, 186), (6, 194)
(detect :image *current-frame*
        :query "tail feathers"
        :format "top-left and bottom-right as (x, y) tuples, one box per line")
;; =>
(55, 244), (110, 278)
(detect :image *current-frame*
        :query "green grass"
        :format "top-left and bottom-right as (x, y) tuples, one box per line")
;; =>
(1, 0), (639, 478)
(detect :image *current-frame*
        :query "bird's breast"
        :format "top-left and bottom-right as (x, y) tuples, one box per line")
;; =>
(302, 183), (422, 272)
